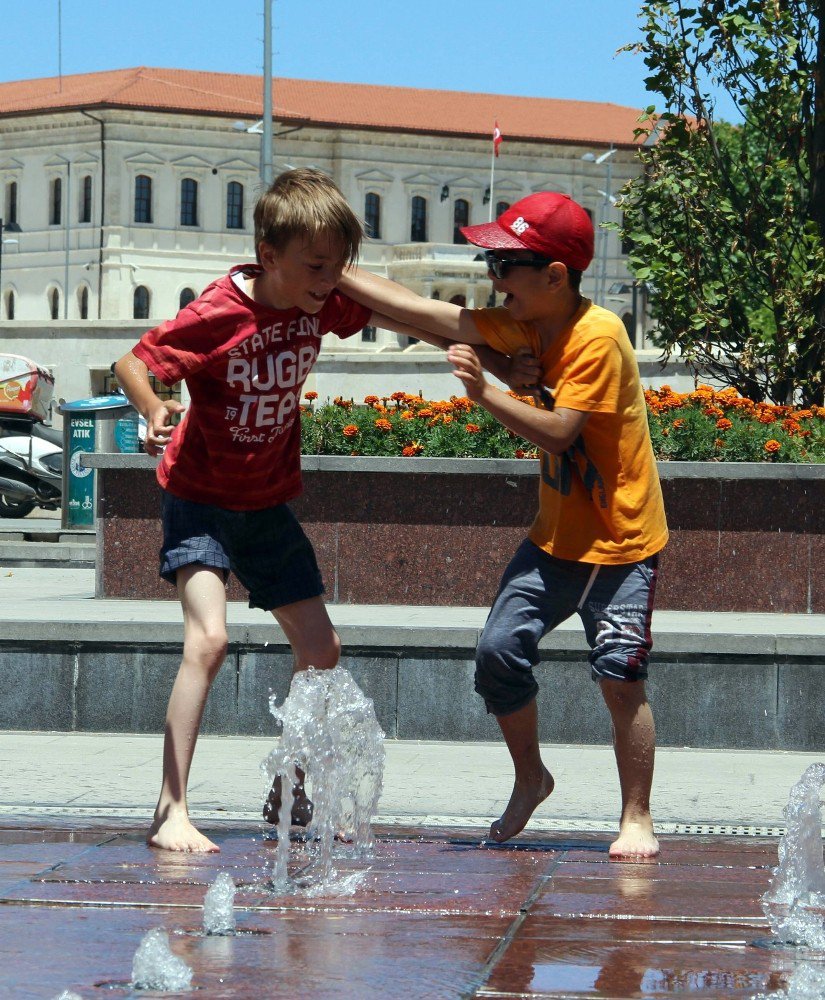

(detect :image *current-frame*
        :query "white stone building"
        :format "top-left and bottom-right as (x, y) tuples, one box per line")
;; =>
(0, 68), (678, 408)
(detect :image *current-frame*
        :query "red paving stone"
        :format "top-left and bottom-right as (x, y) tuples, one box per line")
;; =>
(0, 822), (814, 998)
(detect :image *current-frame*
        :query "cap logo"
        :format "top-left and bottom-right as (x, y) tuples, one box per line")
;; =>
(510, 216), (529, 236)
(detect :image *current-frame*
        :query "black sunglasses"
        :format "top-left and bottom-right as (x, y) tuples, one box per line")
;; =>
(483, 251), (556, 279)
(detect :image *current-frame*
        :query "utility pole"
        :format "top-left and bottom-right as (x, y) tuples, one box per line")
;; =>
(261, 0), (274, 189)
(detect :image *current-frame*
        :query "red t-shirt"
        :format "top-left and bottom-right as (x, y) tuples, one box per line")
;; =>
(133, 264), (370, 510)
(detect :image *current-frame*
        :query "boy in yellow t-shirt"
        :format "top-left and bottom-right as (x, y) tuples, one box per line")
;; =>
(339, 192), (668, 858)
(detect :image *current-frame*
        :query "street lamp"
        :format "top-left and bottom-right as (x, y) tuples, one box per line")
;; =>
(581, 145), (617, 307)
(0, 217), (21, 319)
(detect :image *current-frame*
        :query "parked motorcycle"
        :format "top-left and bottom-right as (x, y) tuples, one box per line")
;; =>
(0, 354), (62, 518)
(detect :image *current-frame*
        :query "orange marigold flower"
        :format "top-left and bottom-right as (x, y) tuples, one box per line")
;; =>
(795, 409), (813, 421)
(757, 411), (777, 424)
(374, 418), (392, 432)
(465, 423), (481, 433)
(304, 390), (318, 401)
(782, 418), (801, 435)
(401, 442), (424, 457)
(342, 424), (359, 438)
(442, 414), (453, 424)
(333, 396), (353, 410)
(515, 449), (527, 459)
(703, 406), (723, 418)
(672, 418), (686, 429)
(764, 439), (781, 454)
(400, 411), (414, 421)
(716, 418), (732, 431)
(390, 391), (406, 402)
(714, 438), (724, 448)
(364, 395), (380, 406)
(418, 408), (433, 418)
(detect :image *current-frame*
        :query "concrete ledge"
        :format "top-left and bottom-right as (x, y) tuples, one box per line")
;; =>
(1, 600), (823, 750)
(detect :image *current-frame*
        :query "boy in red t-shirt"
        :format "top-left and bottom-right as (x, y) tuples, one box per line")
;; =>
(114, 169), (439, 852)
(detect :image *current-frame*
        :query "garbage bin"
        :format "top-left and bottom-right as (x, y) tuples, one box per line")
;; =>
(59, 394), (140, 529)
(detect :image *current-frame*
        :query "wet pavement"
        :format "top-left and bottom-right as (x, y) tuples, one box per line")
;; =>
(0, 818), (816, 999)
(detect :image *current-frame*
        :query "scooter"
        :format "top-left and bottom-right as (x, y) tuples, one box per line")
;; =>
(0, 354), (62, 518)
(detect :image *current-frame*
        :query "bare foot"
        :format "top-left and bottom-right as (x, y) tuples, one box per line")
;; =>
(488, 767), (555, 844)
(147, 811), (220, 853)
(263, 778), (314, 827)
(609, 816), (659, 859)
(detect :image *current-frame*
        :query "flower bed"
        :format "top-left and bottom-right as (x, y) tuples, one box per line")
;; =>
(300, 387), (825, 462)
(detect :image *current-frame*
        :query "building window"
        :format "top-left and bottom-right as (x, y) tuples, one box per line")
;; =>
(496, 201), (510, 217)
(361, 325), (376, 343)
(5, 291), (14, 320)
(134, 175), (152, 224)
(179, 288), (196, 311)
(80, 175), (92, 223)
(180, 178), (198, 227)
(411, 196), (427, 242)
(50, 288), (60, 320)
(105, 369), (181, 404)
(226, 181), (243, 229)
(79, 286), (89, 319)
(50, 178), (62, 225)
(133, 285), (150, 319)
(453, 199), (469, 244)
(364, 192), (381, 239)
(5, 182), (18, 225)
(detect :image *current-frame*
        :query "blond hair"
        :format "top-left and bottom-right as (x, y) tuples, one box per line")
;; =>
(253, 167), (362, 265)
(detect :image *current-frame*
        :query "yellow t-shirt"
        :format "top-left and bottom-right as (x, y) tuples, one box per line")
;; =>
(473, 300), (668, 565)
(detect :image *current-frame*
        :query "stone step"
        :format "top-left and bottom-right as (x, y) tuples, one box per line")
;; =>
(0, 540), (95, 567)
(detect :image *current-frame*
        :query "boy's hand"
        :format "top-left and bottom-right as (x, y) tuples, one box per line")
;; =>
(447, 343), (487, 401)
(506, 347), (543, 393)
(145, 400), (185, 456)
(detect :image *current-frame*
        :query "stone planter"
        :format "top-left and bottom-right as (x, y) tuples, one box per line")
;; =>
(85, 455), (824, 614)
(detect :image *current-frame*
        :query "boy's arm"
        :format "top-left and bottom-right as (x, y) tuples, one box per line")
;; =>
(447, 344), (590, 454)
(113, 350), (185, 457)
(340, 267), (485, 344)
(369, 311), (536, 391)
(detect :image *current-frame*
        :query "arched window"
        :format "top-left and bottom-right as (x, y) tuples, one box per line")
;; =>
(50, 178), (62, 225)
(5, 181), (18, 225)
(134, 175), (152, 224)
(364, 192), (381, 239)
(410, 196), (427, 242)
(179, 288), (196, 311)
(5, 291), (14, 321)
(50, 288), (60, 320)
(495, 201), (510, 217)
(180, 178), (198, 226)
(453, 199), (469, 244)
(226, 182), (244, 229)
(80, 175), (92, 223)
(79, 286), (89, 320)
(133, 285), (150, 320)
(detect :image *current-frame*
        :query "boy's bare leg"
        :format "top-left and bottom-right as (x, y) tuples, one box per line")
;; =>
(600, 678), (659, 858)
(148, 566), (228, 853)
(489, 698), (555, 843)
(263, 596), (341, 826)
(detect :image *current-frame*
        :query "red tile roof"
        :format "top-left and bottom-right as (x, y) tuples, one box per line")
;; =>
(0, 67), (646, 148)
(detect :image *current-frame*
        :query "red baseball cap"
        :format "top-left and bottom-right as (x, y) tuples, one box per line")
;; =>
(460, 192), (594, 271)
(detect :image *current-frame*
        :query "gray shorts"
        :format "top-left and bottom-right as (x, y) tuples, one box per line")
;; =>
(159, 491), (324, 611)
(475, 539), (659, 716)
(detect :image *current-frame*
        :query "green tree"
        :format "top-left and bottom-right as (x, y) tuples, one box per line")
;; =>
(620, 1), (825, 405)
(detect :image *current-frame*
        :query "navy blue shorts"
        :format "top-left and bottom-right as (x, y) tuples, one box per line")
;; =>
(159, 491), (324, 611)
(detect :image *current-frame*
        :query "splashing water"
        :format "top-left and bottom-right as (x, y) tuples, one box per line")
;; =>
(761, 763), (825, 949)
(262, 665), (385, 890)
(131, 927), (193, 991)
(751, 962), (825, 1000)
(52, 993), (84, 1000)
(203, 872), (236, 935)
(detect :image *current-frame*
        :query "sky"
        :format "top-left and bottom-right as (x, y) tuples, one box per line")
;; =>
(1, 0), (740, 121)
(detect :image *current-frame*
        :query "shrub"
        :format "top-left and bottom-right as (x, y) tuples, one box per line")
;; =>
(299, 388), (825, 463)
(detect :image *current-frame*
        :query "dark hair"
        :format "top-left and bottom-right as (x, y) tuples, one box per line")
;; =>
(567, 268), (582, 294)
(253, 167), (363, 265)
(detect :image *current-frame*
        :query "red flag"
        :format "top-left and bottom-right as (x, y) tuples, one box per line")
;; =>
(493, 121), (502, 157)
